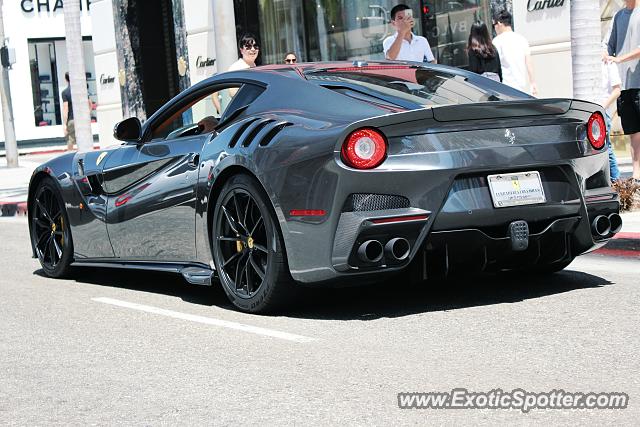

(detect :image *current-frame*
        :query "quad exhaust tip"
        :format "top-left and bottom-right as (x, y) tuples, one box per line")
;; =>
(608, 213), (622, 234)
(357, 240), (384, 263)
(385, 237), (411, 261)
(591, 215), (611, 238)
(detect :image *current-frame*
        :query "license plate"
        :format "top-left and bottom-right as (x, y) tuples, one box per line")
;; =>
(487, 171), (546, 208)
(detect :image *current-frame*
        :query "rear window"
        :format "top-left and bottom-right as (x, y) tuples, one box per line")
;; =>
(305, 66), (526, 109)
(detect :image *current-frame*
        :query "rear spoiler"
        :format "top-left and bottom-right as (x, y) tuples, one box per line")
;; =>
(337, 98), (599, 147)
(431, 98), (572, 122)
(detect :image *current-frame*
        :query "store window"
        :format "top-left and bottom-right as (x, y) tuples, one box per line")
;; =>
(427, 0), (488, 67)
(256, 0), (424, 63)
(237, 0), (490, 68)
(28, 38), (97, 127)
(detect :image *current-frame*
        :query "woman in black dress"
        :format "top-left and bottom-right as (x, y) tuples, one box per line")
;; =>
(467, 21), (502, 82)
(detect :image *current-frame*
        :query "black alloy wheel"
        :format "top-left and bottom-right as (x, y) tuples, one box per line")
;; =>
(212, 174), (294, 313)
(30, 178), (73, 277)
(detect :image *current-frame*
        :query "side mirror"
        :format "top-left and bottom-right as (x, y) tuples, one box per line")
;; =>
(113, 117), (142, 142)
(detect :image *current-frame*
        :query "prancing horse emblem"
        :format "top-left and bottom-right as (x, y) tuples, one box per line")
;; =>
(505, 129), (516, 145)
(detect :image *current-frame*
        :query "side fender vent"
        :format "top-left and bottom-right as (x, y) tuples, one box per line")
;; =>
(259, 121), (293, 147)
(228, 117), (260, 148)
(241, 118), (276, 147)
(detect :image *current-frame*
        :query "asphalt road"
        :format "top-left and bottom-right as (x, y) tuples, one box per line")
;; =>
(1, 217), (638, 425)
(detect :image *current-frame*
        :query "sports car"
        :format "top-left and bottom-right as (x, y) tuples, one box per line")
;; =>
(28, 61), (621, 313)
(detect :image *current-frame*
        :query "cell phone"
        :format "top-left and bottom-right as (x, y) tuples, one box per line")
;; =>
(404, 9), (413, 19)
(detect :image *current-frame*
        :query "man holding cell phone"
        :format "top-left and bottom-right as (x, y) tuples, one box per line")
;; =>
(383, 4), (436, 63)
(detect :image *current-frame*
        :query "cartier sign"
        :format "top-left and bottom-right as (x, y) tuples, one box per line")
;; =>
(100, 74), (115, 84)
(196, 56), (216, 68)
(527, 0), (564, 12)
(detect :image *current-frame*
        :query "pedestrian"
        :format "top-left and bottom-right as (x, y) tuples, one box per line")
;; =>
(599, 56), (622, 182)
(492, 10), (538, 96)
(211, 33), (261, 114)
(284, 52), (297, 64)
(230, 33), (260, 71)
(605, 0), (640, 183)
(61, 72), (75, 151)
(61, 72), (92, 151)
(466, 21), (502, 82)
(383, 4), (435, 63)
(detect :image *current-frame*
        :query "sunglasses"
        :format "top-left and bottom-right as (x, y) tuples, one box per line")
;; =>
(243, 43), (259, 50)
(285, 58), (297, 63)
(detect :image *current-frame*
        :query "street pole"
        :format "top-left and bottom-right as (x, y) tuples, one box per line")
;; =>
(63, 0), (93, 152)
(213, 0), (238, 74)
(0, 0), (19, 167)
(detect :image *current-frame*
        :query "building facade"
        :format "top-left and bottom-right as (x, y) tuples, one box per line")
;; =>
(0, 0), (98, 148)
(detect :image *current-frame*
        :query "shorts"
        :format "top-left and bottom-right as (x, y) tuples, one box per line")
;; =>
(617, 89), (640, 135)
(66, 119), (76, 149)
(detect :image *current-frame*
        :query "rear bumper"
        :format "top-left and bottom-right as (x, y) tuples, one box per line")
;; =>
(423, 216), (582, 277)
(281, 153), (619, 284)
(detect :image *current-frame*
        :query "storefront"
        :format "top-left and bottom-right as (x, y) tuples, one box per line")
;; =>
(233, 0), (493, 68)
(0, 0), (98, 148)
(232, 0), (568, 98)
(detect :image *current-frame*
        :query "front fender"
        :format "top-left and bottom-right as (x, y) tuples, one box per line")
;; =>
(28, 151), (116, 260)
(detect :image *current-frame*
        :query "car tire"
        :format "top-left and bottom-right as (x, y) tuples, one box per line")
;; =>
(30, 177), (74, 278)
(212, 174), (296, 313)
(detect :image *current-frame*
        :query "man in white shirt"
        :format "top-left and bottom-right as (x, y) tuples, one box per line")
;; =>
(383, 4), (435, 63)
(492, 10), (537, 96)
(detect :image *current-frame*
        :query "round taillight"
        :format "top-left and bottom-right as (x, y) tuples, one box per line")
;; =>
(587, 112), (606, 150)
(341, 128), (387, 169)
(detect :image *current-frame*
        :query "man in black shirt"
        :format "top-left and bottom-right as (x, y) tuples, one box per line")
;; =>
(61, 72), (75, 151)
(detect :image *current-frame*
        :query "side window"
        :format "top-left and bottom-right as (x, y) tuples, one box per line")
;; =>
(151, 84), (241, 140)
(220, 84), (265, 123)
(150, 83), (265, 141)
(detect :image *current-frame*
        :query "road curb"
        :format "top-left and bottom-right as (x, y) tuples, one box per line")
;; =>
(593, 232), (640, 258)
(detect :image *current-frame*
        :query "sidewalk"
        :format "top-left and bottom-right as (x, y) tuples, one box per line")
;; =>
(0, 158), (41, 216)
(0, 143), (100, 158)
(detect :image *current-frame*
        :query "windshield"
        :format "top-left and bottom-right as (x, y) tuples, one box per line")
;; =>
(305, 66), (527, 109)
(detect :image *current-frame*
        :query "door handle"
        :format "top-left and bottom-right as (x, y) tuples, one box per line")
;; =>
(187, 153), (200, 168)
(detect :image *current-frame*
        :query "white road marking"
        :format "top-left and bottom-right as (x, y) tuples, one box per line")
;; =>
(92, 297), (316, 343)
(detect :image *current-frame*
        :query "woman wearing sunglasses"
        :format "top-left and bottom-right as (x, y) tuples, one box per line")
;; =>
(284, 52), (297, 64)
(217, 33), (260, 103)
(229, 33), (260, 71)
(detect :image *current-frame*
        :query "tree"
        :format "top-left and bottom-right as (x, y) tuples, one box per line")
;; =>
(571, 0), (602, 103)
(63, 0), (93, 152)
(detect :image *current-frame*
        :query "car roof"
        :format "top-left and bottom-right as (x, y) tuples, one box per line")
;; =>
(258, 60), (425, 74)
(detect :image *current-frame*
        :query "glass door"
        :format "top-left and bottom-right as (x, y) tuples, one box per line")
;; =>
(28, 41), (61, 127)
(421, 0), (490, 67)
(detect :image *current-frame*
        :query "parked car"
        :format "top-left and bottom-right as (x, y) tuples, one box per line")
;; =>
(28, 61), (621, 313)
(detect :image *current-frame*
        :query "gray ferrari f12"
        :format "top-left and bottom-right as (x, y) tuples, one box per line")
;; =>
(28, 61), (621, 313)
